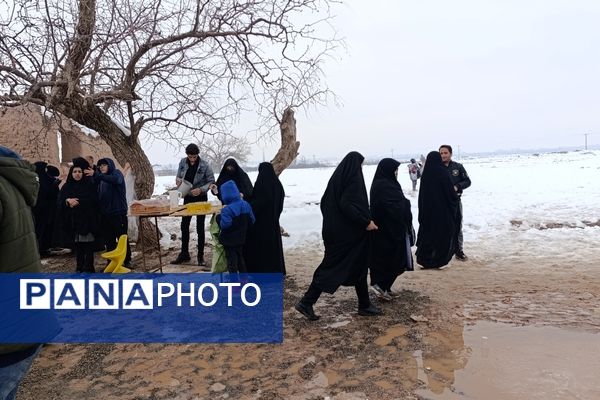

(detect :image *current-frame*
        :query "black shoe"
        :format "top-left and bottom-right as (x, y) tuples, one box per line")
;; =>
(295, 302), (320, 321)
(455, 251), (468, 261)
(197, 255), (207, 267)
(172, 252), (191, 264)
(358, 304), (382, 316)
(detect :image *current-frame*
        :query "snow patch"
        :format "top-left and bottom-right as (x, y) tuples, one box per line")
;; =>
(72, 121), (100, 138)
(110, 116), (131, 137)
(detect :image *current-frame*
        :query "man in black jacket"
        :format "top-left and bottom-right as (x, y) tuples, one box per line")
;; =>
(439, 145), (471, 261)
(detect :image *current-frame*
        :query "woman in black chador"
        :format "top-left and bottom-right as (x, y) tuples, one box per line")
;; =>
(244, 162), (286, 273)
(369, 158), (414, 300)
(296, 151), (381, 321)
(32, 161), (59, 255)
(58, 165), (100, 272)
(211, 158), (254, 201)
(416, 151), (459, 269)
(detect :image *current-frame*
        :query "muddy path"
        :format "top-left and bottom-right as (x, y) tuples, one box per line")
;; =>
(18, 244), (600, 399)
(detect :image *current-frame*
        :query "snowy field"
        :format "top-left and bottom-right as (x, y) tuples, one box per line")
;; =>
(153, 150), (600, 264)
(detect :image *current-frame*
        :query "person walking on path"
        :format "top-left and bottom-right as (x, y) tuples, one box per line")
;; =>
(369, 158), (414, 300)
(407, 158), (421, 192)
(296, 151), (381, 321)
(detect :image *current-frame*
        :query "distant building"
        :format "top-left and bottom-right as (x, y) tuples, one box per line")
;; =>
(0, 104), (121, 168)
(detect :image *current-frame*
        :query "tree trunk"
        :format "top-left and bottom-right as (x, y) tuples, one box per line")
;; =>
(271, 107), (300, 176)
(54, 97), (157, 246)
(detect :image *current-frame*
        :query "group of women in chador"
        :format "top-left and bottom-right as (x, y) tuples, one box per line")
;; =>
(295, 150), (460, 320)
(211, 159), (286, 274)
(31, 156), (132, 273)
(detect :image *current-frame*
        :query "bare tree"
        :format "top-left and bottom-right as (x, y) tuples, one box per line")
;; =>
(0, 0), (338, 238)
(199, 133), (251, 172)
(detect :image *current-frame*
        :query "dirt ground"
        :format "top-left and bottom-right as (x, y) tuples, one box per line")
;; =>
(18, 241), (600, 400)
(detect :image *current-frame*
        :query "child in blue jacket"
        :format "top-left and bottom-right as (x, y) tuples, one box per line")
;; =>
(217, 180), (255, 273)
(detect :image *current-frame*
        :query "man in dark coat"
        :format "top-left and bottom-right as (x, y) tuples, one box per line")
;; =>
(211, 158), (253, 202)
(439, 145), (471, 261)
(369, 158), (414, 300)
(295, 152), (381, 321)
(87, 157), (131, 267)
(416, 151), (459, 269)
(244, 162), (286, 273)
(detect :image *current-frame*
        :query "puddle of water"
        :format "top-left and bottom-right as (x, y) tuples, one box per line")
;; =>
(375, 325), (408, 346)
(415, 321), (600, 400)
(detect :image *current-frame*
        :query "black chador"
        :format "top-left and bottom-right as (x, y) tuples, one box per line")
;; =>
(369, 158), (414, 292)
(296, 151), (381, 320)
(214, 158), (254, 202)
(244, 162), (286, 273)
(416, 151), (459, 269)
(58, 166), (100, 272)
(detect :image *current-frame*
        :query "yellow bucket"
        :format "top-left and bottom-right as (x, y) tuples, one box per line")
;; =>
(186, 202), (212, 213)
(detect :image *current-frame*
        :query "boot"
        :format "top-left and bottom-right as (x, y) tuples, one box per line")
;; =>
(358, 303), (382, 316)
(172, 251), (191, 265)
(295, 302), (320, 321)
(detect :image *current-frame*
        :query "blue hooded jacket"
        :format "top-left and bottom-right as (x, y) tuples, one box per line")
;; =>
(218, 180), (255, 246)
(95, 158), (127, 216)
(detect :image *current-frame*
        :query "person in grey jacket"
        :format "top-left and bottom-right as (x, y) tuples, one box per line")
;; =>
(172, 143), (215, 265)
(439, 145), (471, 261)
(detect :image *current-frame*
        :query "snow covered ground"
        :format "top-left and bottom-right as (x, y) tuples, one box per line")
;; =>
(153, 150), (600, 263)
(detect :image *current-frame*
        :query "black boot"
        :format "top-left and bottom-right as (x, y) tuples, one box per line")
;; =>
(295, 302), (320, 321)
(358, 303), (382, 316)
(172, 251), (191, 264)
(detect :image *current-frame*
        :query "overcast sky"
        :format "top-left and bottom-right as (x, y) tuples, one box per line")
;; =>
(145, 0), (600, 164)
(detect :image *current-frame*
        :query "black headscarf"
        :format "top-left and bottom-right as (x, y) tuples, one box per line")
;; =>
(370, 158), (407, 206)
(32, 161), (57, 213)
(320, 151), (370, 243)
(46, 165), (60, 178)
(72, 157), (91, 171)
(58, 166), (99, 235)
(244, 162), (286, 273)
(252, 162), (284, 217)
(215, 158), (253, 201)
(415, 151), (459, 268)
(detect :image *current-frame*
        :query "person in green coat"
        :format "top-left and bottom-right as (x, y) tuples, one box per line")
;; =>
(0, 146), (46, 399)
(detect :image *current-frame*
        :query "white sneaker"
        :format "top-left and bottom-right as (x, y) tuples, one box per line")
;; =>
(370, 284), (392, 301)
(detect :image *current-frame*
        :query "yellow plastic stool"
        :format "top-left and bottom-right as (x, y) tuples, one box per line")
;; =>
(101, 234), (131, 273)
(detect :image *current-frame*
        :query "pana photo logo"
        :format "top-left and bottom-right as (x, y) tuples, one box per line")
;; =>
(3, 273), (283, 343)
(20, 278), (261, 310)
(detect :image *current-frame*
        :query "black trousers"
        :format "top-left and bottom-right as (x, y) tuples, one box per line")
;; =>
(75, 242), (95, 273)
(181, 195), (207, 259)
(224, 245), (246, 273)
(300, 278), (371, 309)
(101, 214), (131, 266)
(456, 200), (464, 253)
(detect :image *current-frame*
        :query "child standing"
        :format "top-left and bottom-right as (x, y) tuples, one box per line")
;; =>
(217, 180), (255, 273)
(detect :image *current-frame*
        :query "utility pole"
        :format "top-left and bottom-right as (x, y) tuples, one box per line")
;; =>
(584, 133), (589, 150)
(391, 148), (394, 158)
(457, 145), (461, 160)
